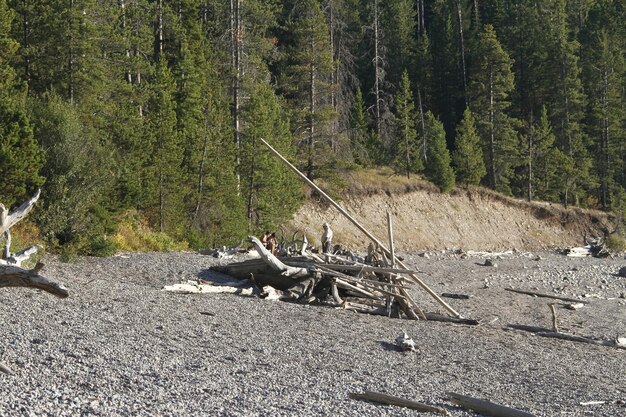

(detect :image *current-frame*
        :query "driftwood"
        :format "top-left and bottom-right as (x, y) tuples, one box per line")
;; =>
(505, 288), (589, 304)
(0, 361), (13, 375)
(424, 312), (480, 325)
(506, 324), (626, 350)
(248, 236), (310, 278)
(1, 191), (68, 297)
(349, 391), (447, 415)
(0, 263), (68, 298)
(260, 138), (461, 318)
(0, 189), (40, 236)
(446, 392), (536, 417)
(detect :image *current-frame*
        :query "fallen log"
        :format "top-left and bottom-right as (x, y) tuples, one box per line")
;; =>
(0, 263), (68, 298)
(350, 391), (447, 414)
(505, 288), (589, 304)
(424, 312), (479, 325)
(506, 324), (626, 350)
(446, 392), (536, 417)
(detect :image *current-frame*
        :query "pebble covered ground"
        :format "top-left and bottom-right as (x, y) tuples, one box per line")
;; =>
(1, 249), (625, 416)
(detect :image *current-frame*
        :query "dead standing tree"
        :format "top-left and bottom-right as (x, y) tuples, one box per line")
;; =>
(0, 190), (68, 298)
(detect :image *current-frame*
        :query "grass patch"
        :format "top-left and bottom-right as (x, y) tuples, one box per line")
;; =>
(606, 233), (626, 253)
(113, 211), (189, 252)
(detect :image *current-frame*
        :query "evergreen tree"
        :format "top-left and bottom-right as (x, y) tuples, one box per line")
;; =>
(241, 83), (301, 231)
(581, 2), (625, 210)
(144, 57), (183, 234)
(523, 106), (567, 202)
(381, 0), (416, 88)
(430, 0), (464, 136)
(541, 0), (593, 207)
(469, 24), (520, 194)
(280, 0), (335, 180)
(452, 108), (485, 186)
(350, 86), (375, 166)
(31, 93), (113, 253)
(392, 70), (421, 177)
(424, 111), (455, 193)
(0, 0), (43, 208)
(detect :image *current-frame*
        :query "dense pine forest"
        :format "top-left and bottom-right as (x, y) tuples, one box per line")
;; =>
(0, 0), (624, 255)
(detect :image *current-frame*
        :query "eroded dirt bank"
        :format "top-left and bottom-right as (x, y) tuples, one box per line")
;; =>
(288, 187), (616, 252)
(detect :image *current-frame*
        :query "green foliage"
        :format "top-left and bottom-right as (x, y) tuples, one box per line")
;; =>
(280, 0), (335, 179)
(424, 111), (455, 193)
(0, 0), (623, 255)
(31, 93), (115, 254)
(523, 106), (568, 202)
(392, 70), (422, 177)
(144, 56), (184, 234)
(241, 82), (303, 232)
(453, 108), (485, 186)
(113, 210), (189, 252)
(469, 24), (520, 194)
(350, 87), (376, 166)
(0, 0), (44, 208)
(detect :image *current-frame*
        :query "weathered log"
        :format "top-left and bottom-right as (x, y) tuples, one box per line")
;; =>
(446, 392), (536, 417)
(0, 362), (13, 375)
(0, 263), (68, 298)
(424, 312), (479, 325)
(0, 244), (43, 267)
(248, 236), (311, 278)
(350, 391), (447, 415)
(319, 263), (421, 276)
(506, 324), (626, 350)
(504, 288), (589, 304)
(0, 189), (40, 236)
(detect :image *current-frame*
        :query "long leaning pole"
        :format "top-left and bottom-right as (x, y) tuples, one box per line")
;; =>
(259, 138), (461, 318)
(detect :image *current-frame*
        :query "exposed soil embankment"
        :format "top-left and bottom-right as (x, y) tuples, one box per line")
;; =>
(288, 186), (617, 251)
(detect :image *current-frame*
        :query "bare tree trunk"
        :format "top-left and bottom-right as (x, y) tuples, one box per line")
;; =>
(416, 0), (425, 36)
(328, 1), (338, 152)
(120, 0), (132, 83)
(527, 113), (534, 202)
(417, 86), (427, 162)
(473, 0), (480, 26)
(456, 0), (468, 106)
(307, 37), (317, 180)
(22, 0), (31, 84)
(373, 0), (382, 138)
(193, 125), (209, 219)
(68, 0), (74, 104)
(231, 0), (242, 191)
(489, 70), (496, 189)
(155, 0), (164, 58)
(601, 68), (609, 209)
(246, 138), (256, 223)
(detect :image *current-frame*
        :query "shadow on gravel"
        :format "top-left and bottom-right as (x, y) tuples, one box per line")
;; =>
(197, 269), (246, 284)
(378, 341), (403, 352)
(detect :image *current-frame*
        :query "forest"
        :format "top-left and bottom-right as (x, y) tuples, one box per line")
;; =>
(0, 0), (624, 256)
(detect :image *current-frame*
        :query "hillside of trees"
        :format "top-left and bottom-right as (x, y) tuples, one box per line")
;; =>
(0, 0), (624, 255)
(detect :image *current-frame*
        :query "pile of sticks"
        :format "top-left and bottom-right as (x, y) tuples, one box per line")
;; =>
(241, 229), (477, 325)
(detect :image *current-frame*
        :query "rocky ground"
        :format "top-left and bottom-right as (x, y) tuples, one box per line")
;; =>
(1, 248), (625, 416)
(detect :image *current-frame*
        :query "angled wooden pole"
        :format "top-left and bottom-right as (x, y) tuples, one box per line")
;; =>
(259, 138), (461, 318)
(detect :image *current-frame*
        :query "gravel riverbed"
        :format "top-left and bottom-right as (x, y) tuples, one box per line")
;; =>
(1, 250), (625, 416)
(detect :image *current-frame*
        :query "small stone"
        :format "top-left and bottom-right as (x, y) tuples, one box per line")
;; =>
(617, 266), (626, 277)
(484, 259), (497, 267)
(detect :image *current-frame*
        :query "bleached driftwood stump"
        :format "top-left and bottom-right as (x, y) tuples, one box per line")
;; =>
(0, 190), (68, 298)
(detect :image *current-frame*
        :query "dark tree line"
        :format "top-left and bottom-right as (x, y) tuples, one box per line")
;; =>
(0, 0), (624, 253)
